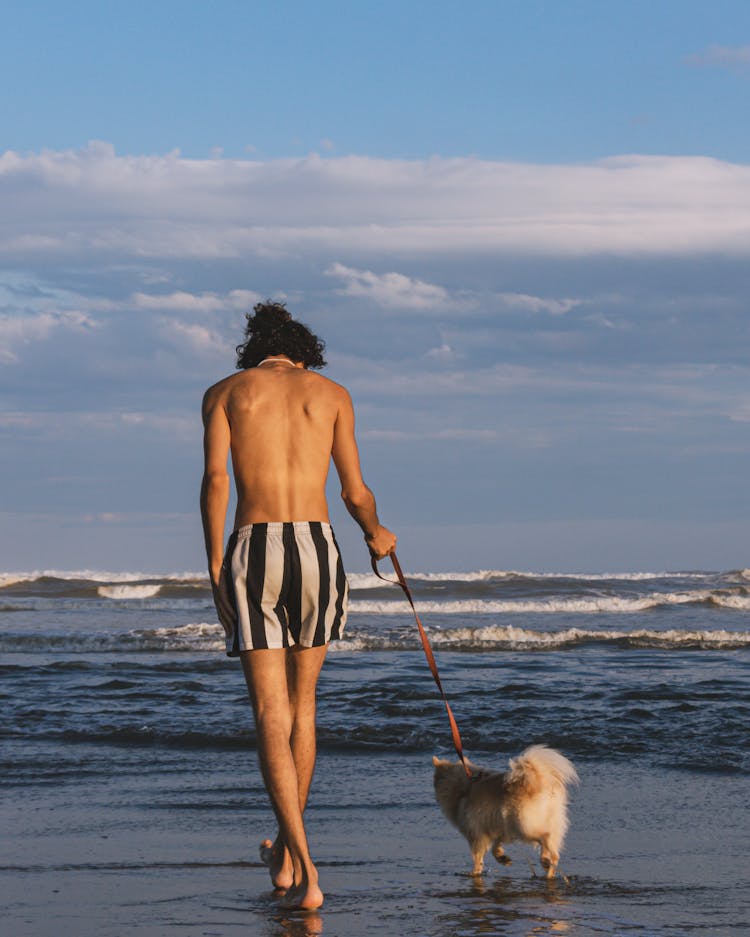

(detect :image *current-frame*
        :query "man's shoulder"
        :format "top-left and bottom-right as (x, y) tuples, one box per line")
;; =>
(202, 369), (351, 406)
(202, 371), (246, 407)
(303, 370), (349, 395)
(209, 367), (262, 389)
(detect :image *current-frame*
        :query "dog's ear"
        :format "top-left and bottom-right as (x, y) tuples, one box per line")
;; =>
(432, 755), (442, 766)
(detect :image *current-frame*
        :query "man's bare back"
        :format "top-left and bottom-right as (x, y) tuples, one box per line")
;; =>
(206, 361), (343, 527)
(201, 357), (394, 587)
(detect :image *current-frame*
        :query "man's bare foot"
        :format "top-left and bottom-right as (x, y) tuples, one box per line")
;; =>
(260, 838), (294, 890)
(278, 879), (324, 911)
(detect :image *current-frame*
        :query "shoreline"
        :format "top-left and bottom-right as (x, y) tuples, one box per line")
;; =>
(2, 749), (746, 936)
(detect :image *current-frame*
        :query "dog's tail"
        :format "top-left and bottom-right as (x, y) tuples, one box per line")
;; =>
(506, 745), (578, 797)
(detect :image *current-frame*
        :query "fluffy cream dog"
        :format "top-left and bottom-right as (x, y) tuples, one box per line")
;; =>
(432, 745), (578, 878)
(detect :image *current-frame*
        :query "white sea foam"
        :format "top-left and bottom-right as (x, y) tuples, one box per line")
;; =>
(150, 622), (224, 649)
(2, 619), (747, 653)
(522, 571), (715, 582)
(0, 569), (206, 586)
(711, 593), (750, 610)
(347, 569), (717, 589)
(147, 622), (750, 651)
(348, 589), (725, 615)
(98, 584), (163, 599)
(347, 570), (518, 590)
(423, 624), (750, 650)
(0, 567), (732, 591)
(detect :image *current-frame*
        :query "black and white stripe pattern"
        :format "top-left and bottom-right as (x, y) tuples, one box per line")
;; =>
(220, 522), (348, 656)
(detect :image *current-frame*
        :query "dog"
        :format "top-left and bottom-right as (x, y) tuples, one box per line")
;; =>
(432, 745), (578, 878)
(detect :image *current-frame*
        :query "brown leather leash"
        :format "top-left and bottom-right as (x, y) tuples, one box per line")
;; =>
(371, 552), (472, 778)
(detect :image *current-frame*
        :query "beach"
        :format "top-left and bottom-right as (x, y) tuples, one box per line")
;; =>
(2, 569), (749, 935)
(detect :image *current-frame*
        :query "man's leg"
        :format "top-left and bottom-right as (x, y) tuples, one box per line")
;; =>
(240, 645), (327, 910)
(258, 644), (328, 891)
(287, 643), (327, 811)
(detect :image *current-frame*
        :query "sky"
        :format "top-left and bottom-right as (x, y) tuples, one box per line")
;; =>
(1, 0), (750, 573)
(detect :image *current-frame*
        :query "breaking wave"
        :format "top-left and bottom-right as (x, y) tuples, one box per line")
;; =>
(97, 584), (163, 599)
(421, 624), (750, 650)
(335, 625), (750, 652)
(1, 568), (731, 594)
(0, 569), (205, 587)
(347, 569), (718, 590)
(1, 621), (748, 654)
(349, 589), (750, 615)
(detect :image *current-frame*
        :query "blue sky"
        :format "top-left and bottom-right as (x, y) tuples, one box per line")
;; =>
(3, 0), (749, 161)
(1, 1), (749, 572)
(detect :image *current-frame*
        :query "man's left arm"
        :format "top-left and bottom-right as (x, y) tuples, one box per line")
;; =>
(200, 386), (231, 587)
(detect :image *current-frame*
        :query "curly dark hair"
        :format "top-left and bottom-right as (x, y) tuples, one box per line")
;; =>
(235, 301), (326, 369)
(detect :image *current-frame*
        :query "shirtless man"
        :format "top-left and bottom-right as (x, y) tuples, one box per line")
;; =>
(200, 301), (396, 910)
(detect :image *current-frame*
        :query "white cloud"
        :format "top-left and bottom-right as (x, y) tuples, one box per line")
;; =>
(82, 512), (125, 524)
(161, 318), (230, 354)
(0, 409), (199, 441)
(497, 292), (580, 315)
(362, 427), (498, 442)
(117, 412), (198, 439)
(0, 412), (38, 428)
(0, 310), (95, 361)
(686, 44), (750, 69)
(729, 401), (750, 422)
(2, 144), (750, 260)
(333, 355), (555, 397)
(1, 145), (748, 572)
(326, 262), (449, 308)
(132, 288), (260, 312)
(425, 343), (454, 361)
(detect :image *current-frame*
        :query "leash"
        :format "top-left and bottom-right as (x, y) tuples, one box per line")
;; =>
(371, 552), (472, 778)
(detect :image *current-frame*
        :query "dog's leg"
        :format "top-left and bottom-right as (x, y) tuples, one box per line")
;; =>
(539, 836), (559, 880)
(470, 845), (485, 876)
(491, 839), (512, 866)
(470, 837), (491, 876)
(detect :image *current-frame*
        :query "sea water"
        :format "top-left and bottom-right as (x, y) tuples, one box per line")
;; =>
(1, 568), (749, 935)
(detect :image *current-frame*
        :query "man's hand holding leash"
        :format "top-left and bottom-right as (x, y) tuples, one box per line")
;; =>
(365, 525), (397, 560)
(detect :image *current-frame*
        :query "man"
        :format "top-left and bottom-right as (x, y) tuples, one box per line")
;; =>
(200, 301), (396, 910)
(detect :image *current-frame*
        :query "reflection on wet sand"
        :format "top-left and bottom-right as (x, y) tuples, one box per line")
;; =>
(274, 910), (324, 937)
(433, 876), (572, 936)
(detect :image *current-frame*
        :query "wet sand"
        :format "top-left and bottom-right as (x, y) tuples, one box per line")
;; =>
(2, 748), (747, 936)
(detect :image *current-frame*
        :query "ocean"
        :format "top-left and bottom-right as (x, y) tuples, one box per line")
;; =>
(1, 566), (749, 936)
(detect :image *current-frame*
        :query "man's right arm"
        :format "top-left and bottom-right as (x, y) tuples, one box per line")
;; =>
(200, 385), (231, 587)
(331, 387), (396, 560)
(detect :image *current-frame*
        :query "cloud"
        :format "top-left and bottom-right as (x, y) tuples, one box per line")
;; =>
(160, 318), (230, 355)
(2, 144), (750, 261)
(0, 409), (199, 442)
(363, 427), (498, 442)
(1, 144), (749, 571)
(326, 265), (579, 316)
(82, 512), (125, 524)
(334, 356), (561, 397)
(0, 309), (95, 362)
(685, 44), (750, 70)
(130, 289), (264, 360)
(324, 262), (582, 320)
(497, 292), (580, 315)
(132, 288), (260, 312)
(326, 262), (449, 308)
(0, 411), (38, 428)
(729, 401), (750, 422)
(424, 343), (454, 361)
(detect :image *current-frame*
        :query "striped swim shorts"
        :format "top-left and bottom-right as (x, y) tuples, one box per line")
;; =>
(214, 521), (349, 656)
